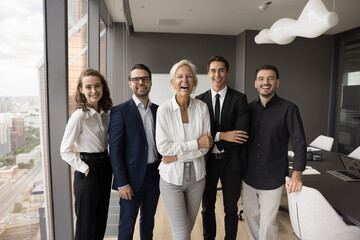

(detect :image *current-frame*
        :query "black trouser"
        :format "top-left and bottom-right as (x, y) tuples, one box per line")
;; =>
(202, 153), (242, 240)
(74, 151), (112, 240)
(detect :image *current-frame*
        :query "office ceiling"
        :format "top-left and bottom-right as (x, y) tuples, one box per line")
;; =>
(104, 0), (360, 36)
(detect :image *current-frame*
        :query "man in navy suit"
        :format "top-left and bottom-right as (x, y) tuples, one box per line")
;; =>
(109, 64), (160, 240)
(196, 56), (249, 240)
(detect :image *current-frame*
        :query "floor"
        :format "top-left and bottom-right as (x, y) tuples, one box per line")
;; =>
(106, 187), (296, 240)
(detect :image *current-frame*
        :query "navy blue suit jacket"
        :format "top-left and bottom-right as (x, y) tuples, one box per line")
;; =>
(109, 98), (160, 193)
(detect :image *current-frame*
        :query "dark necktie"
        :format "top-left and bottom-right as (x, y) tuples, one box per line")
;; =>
(215, 93), (220, 129)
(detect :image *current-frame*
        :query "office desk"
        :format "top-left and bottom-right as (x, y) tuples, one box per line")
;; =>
(298, 151), (360, 226)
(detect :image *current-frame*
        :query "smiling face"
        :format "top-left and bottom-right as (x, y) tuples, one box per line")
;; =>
(255, 69), (279, 99)
(128, 68), (152, 99)
(208, 61), (229, 92)
(79, 75), (103, 109)
(172, 65), (195, 98)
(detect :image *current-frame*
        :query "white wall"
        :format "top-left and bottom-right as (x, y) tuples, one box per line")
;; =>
(149, 74), (212, 105)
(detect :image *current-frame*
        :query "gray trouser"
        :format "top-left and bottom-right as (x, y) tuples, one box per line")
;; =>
(242, 181), (284, 240)
(160, 161), (205, 240)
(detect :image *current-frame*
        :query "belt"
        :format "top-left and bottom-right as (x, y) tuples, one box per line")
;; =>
(212, 152), (226, 159)
(80, 150), (108, 160)
(147, 161), (158, 169)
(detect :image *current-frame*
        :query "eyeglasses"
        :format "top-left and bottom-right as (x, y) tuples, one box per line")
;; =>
(130, 76), (151, 84)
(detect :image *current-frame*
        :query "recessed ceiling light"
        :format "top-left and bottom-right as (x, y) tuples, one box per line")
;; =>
(157, 18), (184, 26)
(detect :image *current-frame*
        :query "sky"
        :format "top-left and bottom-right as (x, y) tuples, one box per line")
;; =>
(0, 0), (43, 96)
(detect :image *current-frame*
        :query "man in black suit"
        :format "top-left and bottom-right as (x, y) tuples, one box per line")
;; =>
(196, 56), (249, 240)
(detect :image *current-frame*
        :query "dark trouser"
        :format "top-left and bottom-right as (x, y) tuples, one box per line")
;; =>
(118, 162), (160, 240)
(202, 153), (242, 240)
(74, 151), (112, 240)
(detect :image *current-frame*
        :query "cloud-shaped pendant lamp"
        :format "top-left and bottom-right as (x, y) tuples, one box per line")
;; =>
(255, 0), (339, 45)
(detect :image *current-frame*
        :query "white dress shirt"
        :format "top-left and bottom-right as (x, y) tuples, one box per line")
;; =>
(60, 107), (109, 173)
(132, 95), (157, 164)
(211, 85), (227, 153)
(156, 96), (211, 185)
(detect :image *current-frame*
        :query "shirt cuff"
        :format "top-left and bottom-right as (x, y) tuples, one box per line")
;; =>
(215, 132), (220, 142)
(78, 161), (89, 174)
(188, 139), (198, 151)
(118, 184), (129, 190)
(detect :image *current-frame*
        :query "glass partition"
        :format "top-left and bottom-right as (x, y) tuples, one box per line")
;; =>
(337, 39), (360, 154)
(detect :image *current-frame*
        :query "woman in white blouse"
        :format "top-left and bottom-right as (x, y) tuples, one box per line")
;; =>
(60, 68), (113, 240)
(156, 60), (213, 240)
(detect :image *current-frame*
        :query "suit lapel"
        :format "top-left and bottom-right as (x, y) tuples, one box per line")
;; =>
(150, 104), (157, 136)
(204, 90), (215, 121)
(203, 90), (217, 136)
(221, 88), (233, 126)
(128, 98), (147, 140)
(150, 104), (157, 125)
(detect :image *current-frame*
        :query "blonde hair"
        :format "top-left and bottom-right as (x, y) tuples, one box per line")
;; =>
(169, 59), (198, 93)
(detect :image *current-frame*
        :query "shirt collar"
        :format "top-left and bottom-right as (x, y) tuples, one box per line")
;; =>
(87, 106), (104, 117)
(132, 94), (152, 109)
(171, 95), (193, 111)
(211, 85), (227, 99)
(256, 93), (279, 107)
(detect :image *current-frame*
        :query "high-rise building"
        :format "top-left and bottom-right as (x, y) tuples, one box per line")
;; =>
(0, 97), (13, 113)
(0, 123), (11, 158)
(11, 118), (26, 150)
(68, 0), (88, 115)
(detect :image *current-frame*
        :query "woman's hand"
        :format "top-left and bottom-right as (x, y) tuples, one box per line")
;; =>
(197, 132), (213, 149)
(162, 156), (178, 164)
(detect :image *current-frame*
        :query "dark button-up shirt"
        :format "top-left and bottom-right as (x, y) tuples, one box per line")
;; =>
(244, 94), (306, 190)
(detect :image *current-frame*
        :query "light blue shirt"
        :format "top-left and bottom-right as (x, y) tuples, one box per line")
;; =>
(132, 95), (157, 164)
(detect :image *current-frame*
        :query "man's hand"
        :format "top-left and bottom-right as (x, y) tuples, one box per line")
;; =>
(84, 168), (89, 176)
(220, 130), (248, 144)
(118, 185), (134, 200)
(162, 156), (178, 164)
(286, 171), (303, 194)
(197, 132), (213, 148)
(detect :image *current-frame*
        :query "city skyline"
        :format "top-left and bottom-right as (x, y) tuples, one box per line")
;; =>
(0, 0), (43, 97)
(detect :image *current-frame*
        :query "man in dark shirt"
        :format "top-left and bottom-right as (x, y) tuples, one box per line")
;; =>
(243, 64), (306, 240)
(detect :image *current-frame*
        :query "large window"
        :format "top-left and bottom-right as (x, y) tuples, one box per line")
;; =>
(0, 0), (51, 239)
(68, 0), (88, 114)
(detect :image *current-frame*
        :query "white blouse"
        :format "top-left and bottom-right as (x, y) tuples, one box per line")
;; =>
(60, 107), (109, 173)
(156, 96), (211, 185)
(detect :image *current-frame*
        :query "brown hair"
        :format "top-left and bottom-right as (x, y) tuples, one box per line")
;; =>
(128, 64), (152, 81)
(207, 56), (230, 73)
(75, 68), (113, 112)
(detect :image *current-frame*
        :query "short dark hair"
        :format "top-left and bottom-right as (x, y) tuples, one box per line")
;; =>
(128, 64), (152, 81)
(255, 64), (279, 79)
(207, 56), (229, 72)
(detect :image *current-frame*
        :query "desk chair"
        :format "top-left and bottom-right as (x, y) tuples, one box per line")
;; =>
(348, 146), (360, 159)
(309, 135), (334, 151)
(285, 177), (360, 240)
